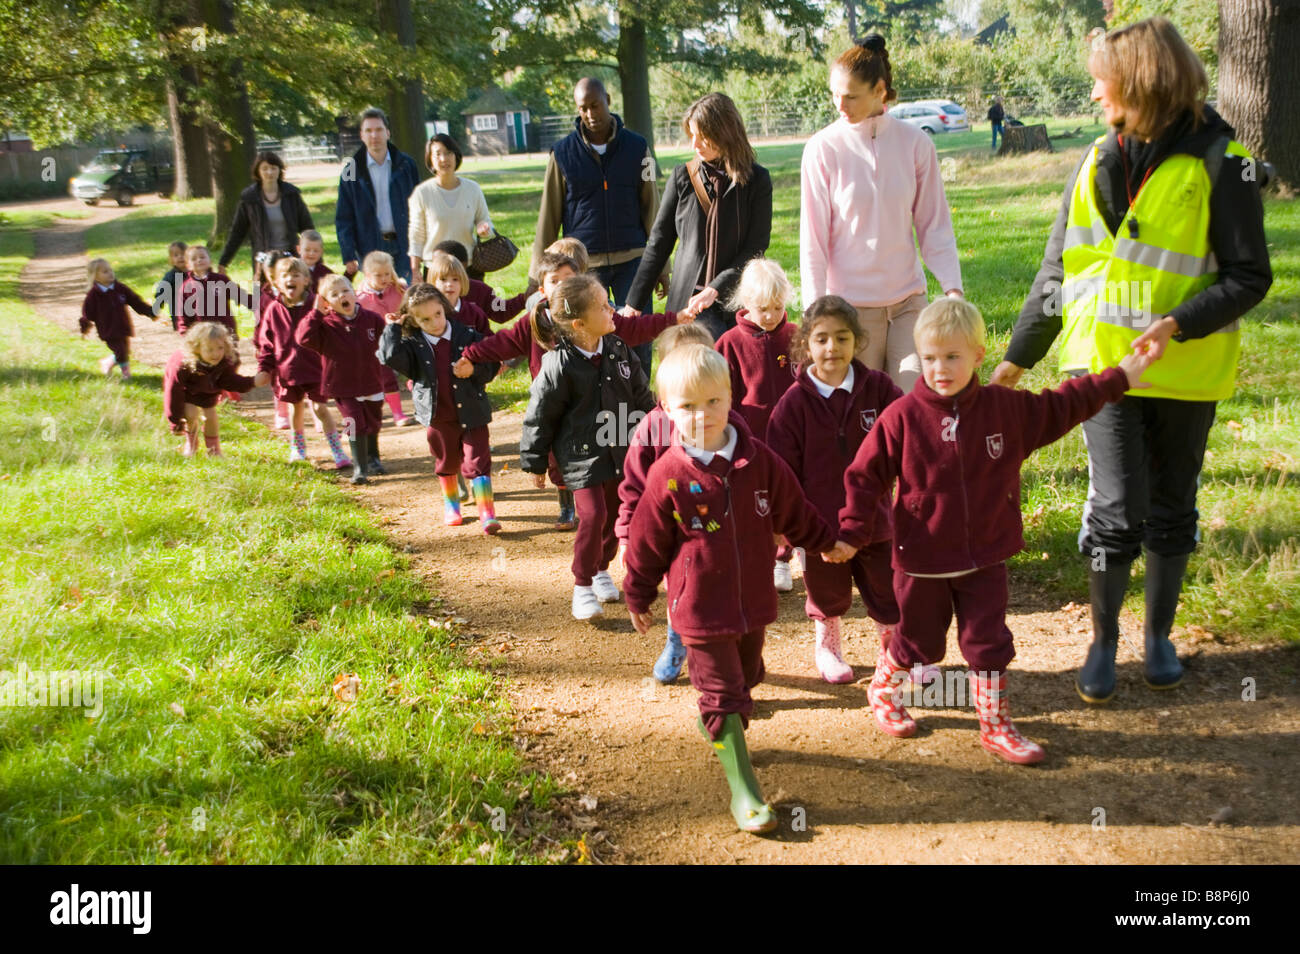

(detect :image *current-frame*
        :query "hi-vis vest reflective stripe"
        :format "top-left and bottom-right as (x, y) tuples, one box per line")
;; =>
(1058, 135), (1250, 401)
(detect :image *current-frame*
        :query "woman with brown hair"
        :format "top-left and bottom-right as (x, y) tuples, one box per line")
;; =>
(626, 92), (773, 342)
(800, 34), (963, 393)
(218, 151), (315, 282)
(991, 17), (1271, 704)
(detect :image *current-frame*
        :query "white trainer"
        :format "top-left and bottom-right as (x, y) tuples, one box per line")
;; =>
(591, 570), (621, 603)
(774, 560), (793, 592)
(572, 585), (604, 620)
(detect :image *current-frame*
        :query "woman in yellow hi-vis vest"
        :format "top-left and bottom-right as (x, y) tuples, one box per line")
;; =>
(991, 18), (1271, 704)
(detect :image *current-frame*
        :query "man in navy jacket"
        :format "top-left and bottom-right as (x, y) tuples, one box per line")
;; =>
(336, 107), (420, 282)
(532, 78), (665, 369)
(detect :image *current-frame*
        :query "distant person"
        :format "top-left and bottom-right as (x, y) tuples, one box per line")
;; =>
(801, 34), (963, 393)
(218, 151), (315, 284)
(990, 17), (1272, 706)
(627, 92), (772, 343)
(336, 107), (420, 283)
(987, 96), (1005, 150)
(153, 241), (188, 331)
(80, 257), (156, 381)
(532, 77), (664, 371)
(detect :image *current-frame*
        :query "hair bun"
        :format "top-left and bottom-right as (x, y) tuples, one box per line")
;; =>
(858, 33), (887, 54)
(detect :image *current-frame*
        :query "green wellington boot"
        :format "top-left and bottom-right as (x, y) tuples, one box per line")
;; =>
(698, 714), (776, 834)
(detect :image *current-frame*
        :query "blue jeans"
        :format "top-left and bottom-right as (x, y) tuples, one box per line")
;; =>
(991, 122), (1003, 150)
(593, 257), (651, 372)
(377, 236), (412, 283)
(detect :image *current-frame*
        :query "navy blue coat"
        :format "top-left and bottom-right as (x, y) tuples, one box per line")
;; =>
(377, 321), (497, 430)
(552, 115), (649, 257)
(335, 145), (420, 266)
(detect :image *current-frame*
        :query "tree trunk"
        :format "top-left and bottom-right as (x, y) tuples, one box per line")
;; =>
(198, 0), (256, 246)
(164, 64), (212, 200)
(1219, 0), (1300, 194)
(616, 5), (655, 156)
(379, 0), (427, 181)
(846, 0), (858, 39)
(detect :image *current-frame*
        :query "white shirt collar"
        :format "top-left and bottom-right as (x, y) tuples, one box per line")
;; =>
(366, 150), (391, 169)
(421, 324), (452, 346)
(806, 364), (854, 399)
(96, 282), (114, 292)
(682, 425), (738, 465)
(574, 336), (603, 359)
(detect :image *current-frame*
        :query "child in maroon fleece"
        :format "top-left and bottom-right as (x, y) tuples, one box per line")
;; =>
(624, 344), (846, 833)
(258, 257), (352, 469)
(614, 324), (739, 685)
(431, 238), (534, 324)
(355, 250), (413, 427)
(833, 298), (1156, 765)
(296, 274), (388, 484)
(79, 258), (155, 379)
(714, 258), (801, 590)
(296, 231), (333, 292)
(179, 245), (246, 338)
(163, 321), (269, 457)
(767, 296), (904, 685)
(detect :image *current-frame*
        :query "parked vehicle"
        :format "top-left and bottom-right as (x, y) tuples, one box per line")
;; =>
(889, 101), (969, 135)
(69, 149), (175, 206)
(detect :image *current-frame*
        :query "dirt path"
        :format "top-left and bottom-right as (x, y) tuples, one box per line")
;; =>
(16, 207), (1300, 864)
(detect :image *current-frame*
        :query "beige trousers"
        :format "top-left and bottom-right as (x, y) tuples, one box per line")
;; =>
(853, 292), (928, 394)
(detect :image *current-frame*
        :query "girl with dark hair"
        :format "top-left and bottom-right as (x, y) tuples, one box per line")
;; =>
(408, 133), (494, 282)
(626, 92), (772, 343)
(218, 151), (316, 284)
(800, 34), (963, 394)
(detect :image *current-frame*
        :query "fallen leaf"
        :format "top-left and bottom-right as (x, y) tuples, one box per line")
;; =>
(169, 702), (185, 718)
(332, 674), (361, 702)
(1209, 806), (1233, 826)
(577, 794), (597, 812)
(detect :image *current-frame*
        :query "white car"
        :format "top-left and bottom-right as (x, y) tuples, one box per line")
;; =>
(890, 101), (970, 134)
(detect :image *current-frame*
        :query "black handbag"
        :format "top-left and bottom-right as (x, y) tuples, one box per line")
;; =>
(470, 231), (519, 273)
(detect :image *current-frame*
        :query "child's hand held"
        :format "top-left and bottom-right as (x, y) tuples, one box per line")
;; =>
(453, 357), (474, 378)
(532, 473), (546, 489)
(629, 609), (653, 635)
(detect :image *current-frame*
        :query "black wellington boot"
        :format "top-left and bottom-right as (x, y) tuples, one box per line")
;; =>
(1077, 558), (1131, 704)
(349, 437), (369, 485)
(366, 433), (386, 475)
(1143, 551), (1188, 690)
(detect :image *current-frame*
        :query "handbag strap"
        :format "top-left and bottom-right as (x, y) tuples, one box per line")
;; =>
(685, 159), (712, 214)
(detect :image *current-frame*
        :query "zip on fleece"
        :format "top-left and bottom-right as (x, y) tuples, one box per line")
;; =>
(951, 397), (978, 571)
(722, 473), (751, 634)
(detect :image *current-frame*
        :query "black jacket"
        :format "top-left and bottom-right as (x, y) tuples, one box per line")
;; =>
(219, 181), (315, 272)
(1006, 106), (1272, 370)
(377, 321), (497, 430)
(626, 160), (773, 314)
(519, 334), (655, 489)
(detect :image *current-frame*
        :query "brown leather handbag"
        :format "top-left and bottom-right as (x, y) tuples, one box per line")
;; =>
(470, 230), (519, 273)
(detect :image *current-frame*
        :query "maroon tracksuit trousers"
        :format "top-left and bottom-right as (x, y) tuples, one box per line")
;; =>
(571, 480), (619, 586)
(683, 629), (767, 740)
(888, 563), (1014, 674)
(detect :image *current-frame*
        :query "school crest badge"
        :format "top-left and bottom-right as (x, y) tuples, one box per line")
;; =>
(861, 408), (877, 431)
(754, 490), (771, 517)
(986, 433), (1004, 460)
(617, 360), (631, 379)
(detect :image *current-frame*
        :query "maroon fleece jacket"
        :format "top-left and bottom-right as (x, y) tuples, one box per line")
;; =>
(449, 298), (490, 336)
(839, 367), (1131, 574)
(467, 278), (530, 325)
(79, 283), (153, 341)
(767, 360), (903, 544)
(462, 309), (679, 379)
(615, 405), (751, 543)
(162, 350), (256, 432)
(623, 425), (838, 639)
(715, 312), (798, 440)
(257, 294), (323, 387)
(294, 305), (386, 398)
(309, 262), (333, 292)
(178, 272), (245, 336)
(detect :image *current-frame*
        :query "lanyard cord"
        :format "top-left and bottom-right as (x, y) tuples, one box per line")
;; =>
(1117, 134), (1155, 212)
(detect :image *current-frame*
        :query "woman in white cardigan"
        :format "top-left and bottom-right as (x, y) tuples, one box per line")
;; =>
(408, 134), (493, 280)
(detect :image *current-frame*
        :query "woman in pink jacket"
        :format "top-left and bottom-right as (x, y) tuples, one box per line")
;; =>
(800, 34), (963, 393)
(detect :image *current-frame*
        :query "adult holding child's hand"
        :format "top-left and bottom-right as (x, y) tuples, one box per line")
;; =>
(800, 34), (963, 393)
(997, 17), (1271, 706)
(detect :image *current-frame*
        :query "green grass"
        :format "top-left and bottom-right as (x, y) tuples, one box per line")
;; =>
(83, 119), (1299, 645)
(0, 222), (565, 863)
